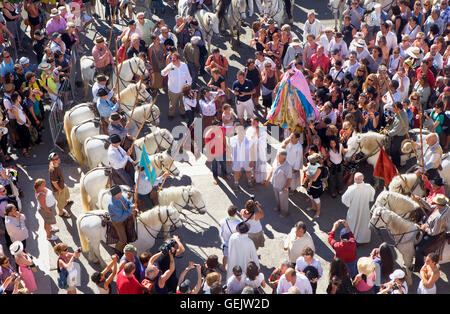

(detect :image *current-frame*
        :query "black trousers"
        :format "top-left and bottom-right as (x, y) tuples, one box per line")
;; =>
(414, 233), (442, 269)
(390, 135), (406, 167)
(284, 0), (292, 19)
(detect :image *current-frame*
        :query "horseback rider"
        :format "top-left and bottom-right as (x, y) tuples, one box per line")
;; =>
(108, 134), (136, 187)
(135, 168), (170, 211)
(92, 75), (114, 104)
(108, 112), (129, 141)
(382, 102), (409, 168)
(412, 194), (449, 272)
(97, 88), (121, 134)
(108, 185), (138, 256)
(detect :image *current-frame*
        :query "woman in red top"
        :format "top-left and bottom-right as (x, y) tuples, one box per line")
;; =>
(117, 36), (130, 64)
(409, 91), (421, 128)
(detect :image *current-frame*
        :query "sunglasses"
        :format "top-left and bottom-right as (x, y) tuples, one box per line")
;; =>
(368, 78), (374, 82)
(3, 55), (10, 58)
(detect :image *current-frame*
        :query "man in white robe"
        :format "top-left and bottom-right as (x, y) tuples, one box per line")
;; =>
(227, 222), (259, 279)
(341, 172), (375, 244)
(246, 118), (268, 184)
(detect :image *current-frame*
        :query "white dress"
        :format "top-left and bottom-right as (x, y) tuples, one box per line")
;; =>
(417, 280), (436, 294)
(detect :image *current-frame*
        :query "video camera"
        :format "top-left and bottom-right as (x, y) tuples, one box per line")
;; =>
(159, 239), (177, 255)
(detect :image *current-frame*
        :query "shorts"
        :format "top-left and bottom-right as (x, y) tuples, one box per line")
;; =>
(222, 243), (229, 257)
(308, 195), (321, 204)
(232, 161), (252, 172)
(28, 16), (40, 26)
(38, 204), (57, 225)
(236, 99), (254, 120)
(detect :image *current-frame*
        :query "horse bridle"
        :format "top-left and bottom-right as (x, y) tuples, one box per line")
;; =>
(120, 84), (152, 111)
(153, 154), (178, 176)
(174, 187), (206, 214)
(117, 58), (147, 87)
(137, 207), (181, 239)
(347, 137), (384, 163)
(230, 0), (246, 25)
(149, 131), (174, 152)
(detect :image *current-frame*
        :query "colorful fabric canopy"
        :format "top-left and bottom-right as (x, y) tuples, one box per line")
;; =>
(265, 69), (320, 133)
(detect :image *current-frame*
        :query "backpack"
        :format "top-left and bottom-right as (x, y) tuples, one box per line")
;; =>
(57, 258), (69, 289)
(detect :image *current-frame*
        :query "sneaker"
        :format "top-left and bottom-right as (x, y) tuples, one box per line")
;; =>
(47, 235), (59, 241)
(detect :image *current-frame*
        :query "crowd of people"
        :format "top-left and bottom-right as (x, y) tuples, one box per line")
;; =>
(0, 0), (449, 295)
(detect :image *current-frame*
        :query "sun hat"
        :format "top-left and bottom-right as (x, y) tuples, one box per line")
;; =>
(95, 74), (109, 82)
(137, 12), (145, 18)
(432, 194), (449, 205)
(357, 257), (376, 276)
(95, 36), (105, 44)
(9, 241), (24, 256)
(109, 134), (121, 144)
(123, 244), (137, 254)
(355, 39), (366, 48)
(406, 46), (423, 59)
(4, 83), (15, 93)
(48, 152), (58, 161)
(19, 57), (29, 65)
(38, 62), (51, 71)
(50, 8), (59, 17)
(96, 88), (109, 97)
(110, 112), (121, 122)
(389, 269), (405, 280)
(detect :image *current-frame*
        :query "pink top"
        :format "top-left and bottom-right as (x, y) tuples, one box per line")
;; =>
(355, 273), (375, 292)
(46, 17), (67, 35)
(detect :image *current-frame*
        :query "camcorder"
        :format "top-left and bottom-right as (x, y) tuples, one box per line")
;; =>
(159, 239), (177, 255)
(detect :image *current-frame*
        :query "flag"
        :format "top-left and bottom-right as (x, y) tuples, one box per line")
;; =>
(139, 146), (157, 184)
(373, 146), (398, 186)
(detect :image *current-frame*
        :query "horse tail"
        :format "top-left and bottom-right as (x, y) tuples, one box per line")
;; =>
(80, 174), (91, 212)
(84, 138), (93, 169)
(77, 214), (90, 252)
(63, 112), (73, 151)
(71, 128), (85, 166)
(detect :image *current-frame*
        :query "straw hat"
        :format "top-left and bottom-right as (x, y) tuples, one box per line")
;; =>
(355, 39), (366, 48)
(4, 83), (15, 93)
(50, 8), (59, 17)
(95, 36), (106, 44)
(432, 194), (449, 205)
(357, 257), (375, 276)
(406, 47), (423, 59)
(9, 241), (24, 256)
(38, 62), (51, 71)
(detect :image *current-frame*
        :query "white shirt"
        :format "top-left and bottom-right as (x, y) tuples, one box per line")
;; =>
(244, 273), (264, 289)
(226, 275), (245, 294)
(285, 141), (303, 171)
(424, 52), (444, 70)
(183, 96), (197, 112)
(321, 110), (337, 125)
(159, 33), (175, 45)
(295, 257), (323, 278)
(219, 216), (240, 246)
(388, 55), (402, 75)
(255, 57), (275, 72)
(108, 145), (133, 170)
(329, 143), (343, 164)
(375, 31), (397, 52)
(319, 34), (334, 54)
(303, 19), (324, 43)
(5, 214), (28, 242)
(276, 272), (313, 294)
(329, 66), (346, 81)
(50, 40), (66, 54)
(343, 60), (360, 76)
(230, 135), (253, 163)
(353, 48), (371, 62)
(92, 82), (113, 103)
(283, 228), (315, 263)
(161, 62), (192, 94)
(392, 74), (410, 103)
(327, 38), (348, 59)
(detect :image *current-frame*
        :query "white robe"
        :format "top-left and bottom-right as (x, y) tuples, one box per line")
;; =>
(227, 233), (259, 279)
(341, 182), (375, 244)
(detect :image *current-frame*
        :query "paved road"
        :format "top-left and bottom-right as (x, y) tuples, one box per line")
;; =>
(0, 0), (448, 294)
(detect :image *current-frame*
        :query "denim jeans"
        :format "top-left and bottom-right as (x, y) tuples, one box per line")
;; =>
(212, 153), (227, 177)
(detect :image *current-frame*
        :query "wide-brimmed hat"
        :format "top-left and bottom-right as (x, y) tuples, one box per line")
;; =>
(355, 39), (366, 48)
(406, 47), (423, 59)
(110, 112), (121, 122)
(110, 184), (122, 195)
(9, 241), (24, 256)
(50, 8), (59, 17)
(110, 134), (121, 144)
(123, 244), (137, 254)
(96, 74), (109, 82)
(389, 269), (405, 280)
(38, 62), (51, 71)
(96, 88), (109, 97)
(267, 18), (275, 25)
(433, 194), (449, 205)
(430, 177), (444, 187)
(357, 257), (375, 276)
(95, 36), (105, 44)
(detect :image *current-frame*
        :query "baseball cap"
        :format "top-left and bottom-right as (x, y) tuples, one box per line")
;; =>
(389, 269), (405, 280)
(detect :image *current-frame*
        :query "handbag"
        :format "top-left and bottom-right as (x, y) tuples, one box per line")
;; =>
(29, 125), (39, 143)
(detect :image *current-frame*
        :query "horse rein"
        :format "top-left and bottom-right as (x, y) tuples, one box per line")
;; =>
(137, 207), (181, 239)
(174, 187), (206, 214)
(154, 154), (178, 176)
(117, 58), (147, 88)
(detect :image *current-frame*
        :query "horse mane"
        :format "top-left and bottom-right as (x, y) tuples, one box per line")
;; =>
(388, 173), (418, 194)
(139, 203), (177, 224)
(382, 208), (418, 235)
(377, 190), (419, 215)
(158, 186), (186, 205)
(359, 132), (385, 154)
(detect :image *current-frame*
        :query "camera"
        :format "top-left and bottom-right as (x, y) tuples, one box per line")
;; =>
(159, 239), (177, 255)
(76, 247), (82, 253)
(392, 283), (399, 290)
(250, 195), (255, 201)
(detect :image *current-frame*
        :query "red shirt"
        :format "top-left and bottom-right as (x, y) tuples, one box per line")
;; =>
(328, 231), (356, 263)
(310, 53), (330, 74)
(415, 68), (435, 89)
(117, 270), (144, 294)
(409, 105), (420, 128)
(204, 126), (227, 158)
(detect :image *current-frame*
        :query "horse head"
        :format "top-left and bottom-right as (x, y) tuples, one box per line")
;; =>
(207, 13), (220, 34)
(136, 81), (152, 103)
(165, 202), (183, 229)
(370, 205), (387, 231)
(132, 56), (147, 77)
(184, 186), (206, 214)
(143, 103), (160, 126)
(160, 151), (180, 177)
(344, 133), (362, 162)
(157, 128), (175, 153)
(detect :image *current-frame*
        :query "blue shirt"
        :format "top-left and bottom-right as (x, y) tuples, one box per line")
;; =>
(97, 98), (119, 118)
(362, 110), (379, 132)
(23, 64), (37, 74)
(119, 255), (143, 282)
(108, 195), (132, 223)
(0, 59), (14, 78)
(436, 5), (450, 25)
(108, 122), (128, 140)
(232, 79), (255, 102)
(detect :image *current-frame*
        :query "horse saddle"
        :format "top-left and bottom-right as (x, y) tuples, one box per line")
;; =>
(74, 118), (101, 131)
(106, 215), (138, 245)
(87, 102), (100, 117)
(423, 232), (448, 257)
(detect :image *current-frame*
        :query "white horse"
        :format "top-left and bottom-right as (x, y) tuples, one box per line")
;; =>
(63, 81), (152, 151)
(328, 0), (345, 30)
(81, 56), (148, 98)
(362, 0), (396, 13)
(344, 132), (388, 168)
(69, 104), (160, 166)
(247, 0), (263, 17)
(195, 9), (220, 54)
(177, 0), (190, 17)
(213, 0), (246, 48)
(372, 190), (422, 222)
(77, 203), (182, 267)
(262, 0), (285, 27)
(388, 173), (426, 197)
(158, 185), (207, 239)
(84, 127), (174, 170)
(80, 151), (180, 211)
(370, 206), (450, 286)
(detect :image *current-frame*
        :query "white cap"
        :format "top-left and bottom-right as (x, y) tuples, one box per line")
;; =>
(19, 57), (29, 65)
(389, 269), (406, 280)
(137, 12), (145, 18)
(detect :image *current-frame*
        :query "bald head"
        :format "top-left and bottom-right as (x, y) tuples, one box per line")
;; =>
(354, 172), (364, 183)
(426, 133), (439, 146)
(285, 268), (297, 284)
